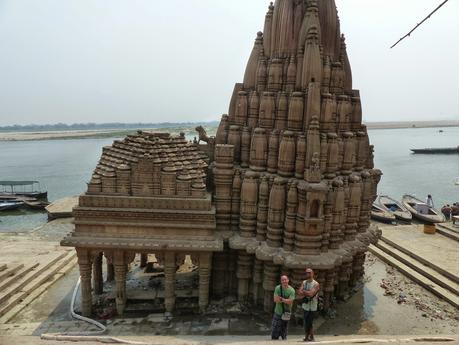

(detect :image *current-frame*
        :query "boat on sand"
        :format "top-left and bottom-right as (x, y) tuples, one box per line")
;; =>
(401, 194), (445, 224)
(371, 203), (396, 224)
(375, 195), (412, 222)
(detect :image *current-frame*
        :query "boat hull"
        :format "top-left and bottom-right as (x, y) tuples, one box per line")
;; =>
(411, 147), (459, 154)
(371, 203), (396, 224)
(401, 195), (445, 224)
(375, 195), (412, 222)
(0, 201), (24, 211)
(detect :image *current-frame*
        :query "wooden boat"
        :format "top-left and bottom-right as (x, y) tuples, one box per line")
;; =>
(23, 199), (50, 210)
(410, 146), (459, 154)
(401, 194), (445, 224)
(0, 201), (24, 211)
(0, 181), (48, 199)
(371, 203), (396, 224)
(375, 195), (412, 222)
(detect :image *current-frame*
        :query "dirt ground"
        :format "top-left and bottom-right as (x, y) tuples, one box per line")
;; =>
(0, 219), (458, 339)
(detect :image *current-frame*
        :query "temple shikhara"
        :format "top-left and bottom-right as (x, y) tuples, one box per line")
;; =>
(61, 0), (381, 318)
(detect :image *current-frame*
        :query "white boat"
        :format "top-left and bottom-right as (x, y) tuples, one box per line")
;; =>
(401, 194), (445, 224)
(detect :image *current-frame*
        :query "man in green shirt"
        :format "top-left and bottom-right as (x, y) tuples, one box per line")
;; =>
(271, 275), (295, 340)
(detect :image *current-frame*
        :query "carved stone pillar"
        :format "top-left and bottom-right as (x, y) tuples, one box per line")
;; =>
(240, 127), (251, 168)
(287, 92), (304, 131)
(345, 175), (362, 241)
(267, 131), (280, 175)
(295, 134), (306, 179)
(275, 92), (288, 131)
(236, 252), (252, 302)
(113, 251), (130, 316)
(76, 248), (93, 317)
(277, 131), (296, 177)
(248, 91), (260, 129)
(164, 252), (176, 313)
(267, 177), (286, 248)
(249, 128), (268, 171)
(256, 175), (269, 241)
(231, 170), (242, 232)
(330, 178), (345, 249)
(259, 91), (276, 129)
(283, 181), (298, 252)
(92, 252), (103, 295)
(227, 125), (242, 164)
(252, 259), (264, 305)
(262, 262), (279, 313)
(213, 145), (235, 231)
(239, 171), (258, 238)
(199, 252), (212, 312)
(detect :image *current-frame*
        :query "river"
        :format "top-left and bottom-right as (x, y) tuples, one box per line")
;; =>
(1, 127), (458, 232)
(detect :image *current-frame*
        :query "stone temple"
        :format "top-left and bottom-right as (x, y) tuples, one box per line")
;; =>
(61, 0), (381, 318)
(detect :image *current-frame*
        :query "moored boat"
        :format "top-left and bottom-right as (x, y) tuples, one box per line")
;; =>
(371, 203), (396, 224)
(0, 201), (24, 211)
(0, 181), (48, 200)
(401, 194), (445, 224)
(375, 195), (412, 222)
(23, 199), (50, 210)
(410, 146), (459, 154)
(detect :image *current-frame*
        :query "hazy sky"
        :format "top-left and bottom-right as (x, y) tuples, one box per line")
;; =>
(0, 0), (458, 125)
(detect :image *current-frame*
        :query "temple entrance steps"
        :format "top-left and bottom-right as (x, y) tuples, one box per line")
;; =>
(0, 249), (76, 323)
(368, 243), (459, 309)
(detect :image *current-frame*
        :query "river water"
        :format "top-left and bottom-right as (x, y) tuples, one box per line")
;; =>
(1, 127), (458, 232)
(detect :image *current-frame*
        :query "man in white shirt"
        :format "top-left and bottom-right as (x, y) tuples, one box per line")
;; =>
(297, 268), (320, 342)
(426, 194), (434, 208)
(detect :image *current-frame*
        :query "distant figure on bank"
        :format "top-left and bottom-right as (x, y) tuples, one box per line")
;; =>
(426, 194), (434, 208)
(441, 204), (452, 220)
(297, 268), (320, 342)
(452, 203), (459, 216)
(271, 275), (295, 340)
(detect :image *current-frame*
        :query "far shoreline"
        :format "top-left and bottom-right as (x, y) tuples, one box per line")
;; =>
(0, 121), (458, 141)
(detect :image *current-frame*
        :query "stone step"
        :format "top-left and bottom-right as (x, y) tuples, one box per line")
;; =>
(436, 224), (459, 242)
(0, 264), (6, 272)
(0, 256), (77, 324)
(369, 245), (459, 309)
(0, 264), (24, 282)
(0, 264), (38, 292)
(0, 251), (76, 318)
(0, 251), (69, 306)
(375, 241), (459, 296)
(380, 236), (459, 284)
